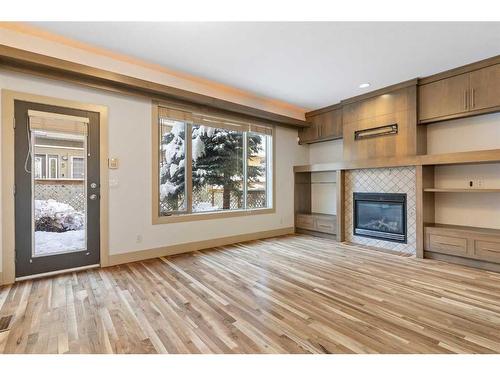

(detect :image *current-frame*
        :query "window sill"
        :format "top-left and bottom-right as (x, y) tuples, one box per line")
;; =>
(152, 207), (275, 224)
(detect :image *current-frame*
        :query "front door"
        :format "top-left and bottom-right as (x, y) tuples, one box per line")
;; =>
(14, 100), (100, 278)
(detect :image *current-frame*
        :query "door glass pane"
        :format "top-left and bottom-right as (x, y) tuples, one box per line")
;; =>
(191, 124), (244, 212)
(32, 130), (87, 257)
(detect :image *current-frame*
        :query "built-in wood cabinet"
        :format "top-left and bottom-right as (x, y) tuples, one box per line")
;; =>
(296, 213), (336, 235)
(342, 83), (422, 161)
(419, 63), (500, 123)
(294, 170), (341, 239)
(424, 224), (500, 265)
(419, 73), (470, 121)
(297, 122), (318, 143)
(299, 107), (342, 144)
(416, 160), (500, 271)
(469, 63), (500, 111)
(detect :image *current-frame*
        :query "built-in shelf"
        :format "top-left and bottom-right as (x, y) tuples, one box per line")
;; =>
(294, 148), (500, 172)
(424, 222), (500, 236)
(423, 188), (500, 193)
(295, 212), (337, 235)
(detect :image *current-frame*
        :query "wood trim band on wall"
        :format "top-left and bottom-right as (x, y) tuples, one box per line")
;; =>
(293, 148), (500, 173)
(1, 89), (109, 286)
(418, 54), (500, 85)
(0, 44), (308, 128)
(108, 227), (294, 266)
(305, 102), (343, 117)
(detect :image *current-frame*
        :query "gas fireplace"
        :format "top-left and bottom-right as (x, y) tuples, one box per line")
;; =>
(353, 193), (407, 243)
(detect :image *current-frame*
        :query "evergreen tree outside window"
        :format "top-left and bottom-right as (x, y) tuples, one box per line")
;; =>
(159, 118), (187, 213)
(157, 106), (273, 217)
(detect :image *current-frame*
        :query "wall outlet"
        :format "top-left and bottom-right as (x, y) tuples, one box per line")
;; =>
(477, 177), (484, 188)
(136, 234), (143, 243)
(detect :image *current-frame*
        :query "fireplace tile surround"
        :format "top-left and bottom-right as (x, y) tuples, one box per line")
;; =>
(345, 167), (416, 254)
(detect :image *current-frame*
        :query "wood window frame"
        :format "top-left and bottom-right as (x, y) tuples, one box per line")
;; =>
(152, 101), (276, 225)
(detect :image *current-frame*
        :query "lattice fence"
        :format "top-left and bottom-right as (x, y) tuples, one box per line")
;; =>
(160, 187), (266, 215)
(34, 180), (85, 211)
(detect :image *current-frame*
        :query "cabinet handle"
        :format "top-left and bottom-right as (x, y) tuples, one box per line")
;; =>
(464, 90), (468, 110)
(471, 88), (475, 109)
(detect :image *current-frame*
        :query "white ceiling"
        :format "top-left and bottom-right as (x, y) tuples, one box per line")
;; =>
(31, 22), (500, 110)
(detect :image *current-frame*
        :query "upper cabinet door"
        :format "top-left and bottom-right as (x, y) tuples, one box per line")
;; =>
(419, 73), (470, 122)
(469, 64), (500, 111)
(300, 109), (342, 144)
(298, 122), (319, 144)
(319, 109), (343, 140)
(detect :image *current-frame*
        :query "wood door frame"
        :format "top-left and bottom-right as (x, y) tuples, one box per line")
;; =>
(1, 89), (109, 285)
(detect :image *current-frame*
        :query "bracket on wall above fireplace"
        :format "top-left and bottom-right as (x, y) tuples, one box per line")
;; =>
(354, 124), (398, 141)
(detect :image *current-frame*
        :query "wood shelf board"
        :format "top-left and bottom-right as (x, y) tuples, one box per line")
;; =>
(294, 149), (500, 173)
(423, 188), (500, 193)
(424, 222), (500, 237)
(296, 212), (337, 219)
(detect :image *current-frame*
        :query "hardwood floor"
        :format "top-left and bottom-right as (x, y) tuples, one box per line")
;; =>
(1, 234), (500, 354)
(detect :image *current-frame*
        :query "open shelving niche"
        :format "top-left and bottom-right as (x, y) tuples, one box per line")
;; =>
(417, 159), (500, 271)
(294, 170), (342, 239)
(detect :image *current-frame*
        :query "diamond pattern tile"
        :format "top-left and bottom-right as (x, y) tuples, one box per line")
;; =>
(345, 167), (417, 254)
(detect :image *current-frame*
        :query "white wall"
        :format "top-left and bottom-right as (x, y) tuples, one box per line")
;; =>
(311, 172), (336, 215)
(308, 139), (343, 164)
(426, 112), (500, 154)
(0, 70), (308, 269)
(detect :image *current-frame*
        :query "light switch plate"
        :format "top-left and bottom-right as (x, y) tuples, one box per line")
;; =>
(108, 158), (119, 169)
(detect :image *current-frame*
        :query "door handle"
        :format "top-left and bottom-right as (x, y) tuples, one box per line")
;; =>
(89, 194), (98, 201)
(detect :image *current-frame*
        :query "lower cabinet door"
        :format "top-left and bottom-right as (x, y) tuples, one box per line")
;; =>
(473, 240), (500, 263)
(427, 234), (468, 257)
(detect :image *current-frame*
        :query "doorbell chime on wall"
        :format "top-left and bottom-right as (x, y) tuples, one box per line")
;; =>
(108, 158), (119, 169)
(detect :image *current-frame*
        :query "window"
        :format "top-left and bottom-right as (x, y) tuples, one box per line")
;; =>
(71, 156), (85, 179)
(34, 155), (45, 179)
(155, 104), (273, 220)
(48, 155), (59, 179)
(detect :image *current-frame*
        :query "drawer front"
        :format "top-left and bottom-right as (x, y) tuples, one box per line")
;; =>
(474, 240), (500, 263)
(427, 234), (468, 257)
(296, 214), (315, 230)
(315, 217), (336, 234)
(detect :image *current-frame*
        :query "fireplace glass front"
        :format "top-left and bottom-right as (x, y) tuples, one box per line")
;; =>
(353, 193), (407, 243)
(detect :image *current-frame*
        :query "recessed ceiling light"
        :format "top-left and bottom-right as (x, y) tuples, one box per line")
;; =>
(359, 83), (370, 89)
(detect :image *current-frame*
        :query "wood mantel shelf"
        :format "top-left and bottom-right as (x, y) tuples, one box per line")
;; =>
(294, 149), (500, 172)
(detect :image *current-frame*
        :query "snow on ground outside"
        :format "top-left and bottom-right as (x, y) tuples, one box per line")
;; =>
(35, 230), (85, 256)
(35, 199), (84, 231)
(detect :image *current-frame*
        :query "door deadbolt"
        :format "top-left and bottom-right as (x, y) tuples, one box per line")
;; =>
(90, 182), (98, 189)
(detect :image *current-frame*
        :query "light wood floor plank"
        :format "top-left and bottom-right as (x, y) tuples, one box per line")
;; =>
(1, 234), (500, 353)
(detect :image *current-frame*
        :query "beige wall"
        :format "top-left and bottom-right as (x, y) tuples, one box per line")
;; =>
(426, 112), (500, 154)
(308, 138), (343, 164)
(0, 70), (309, 269)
